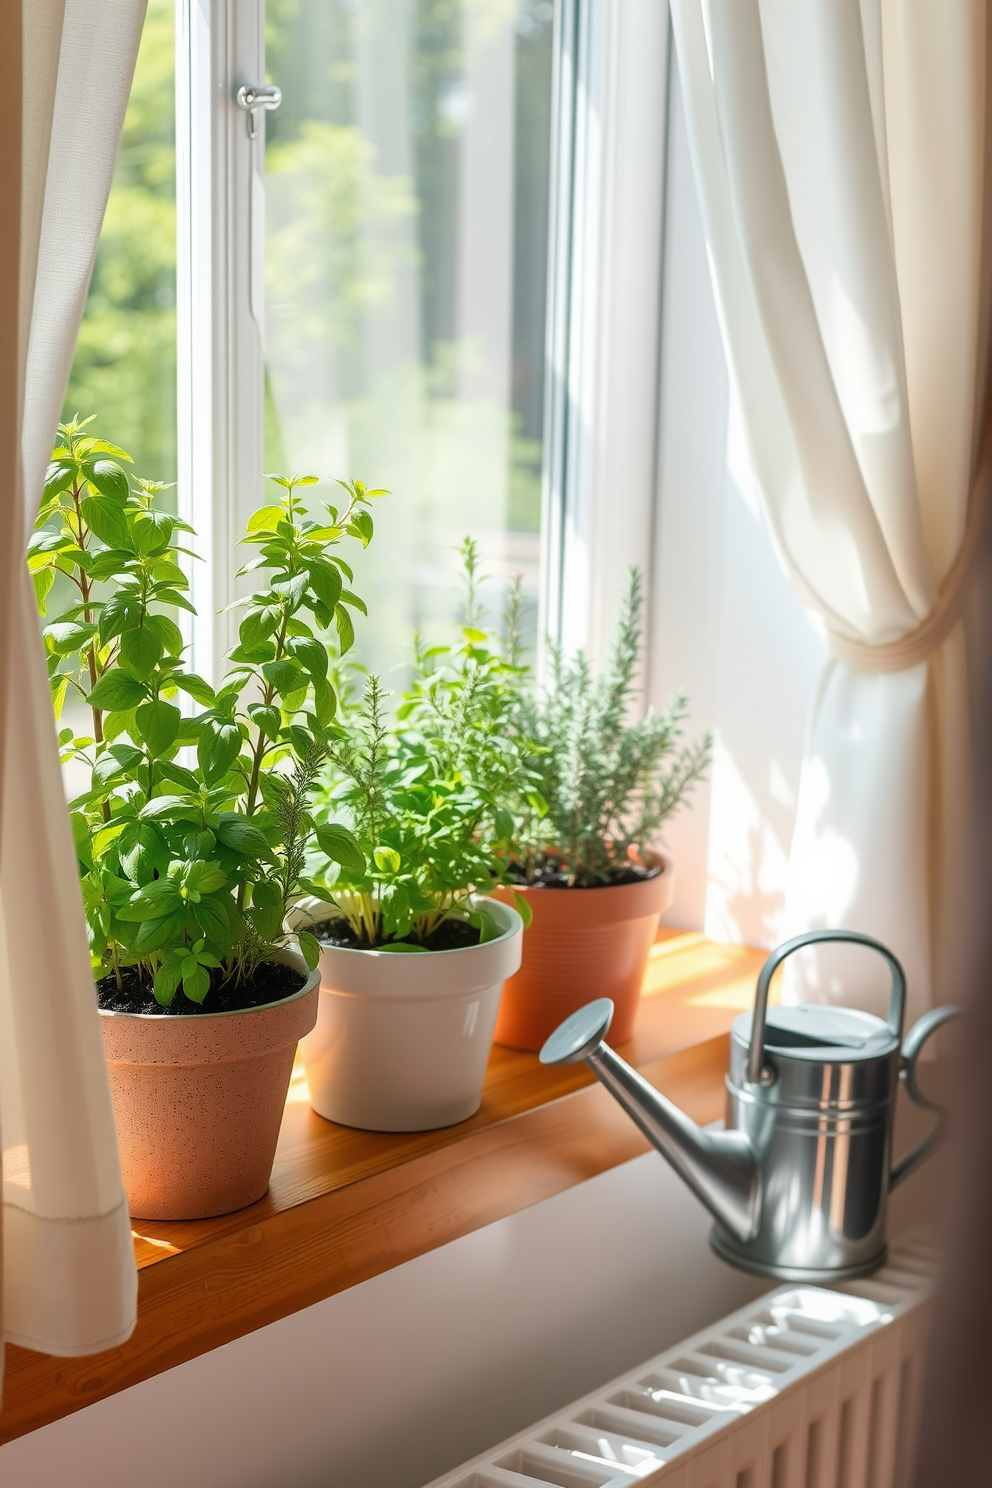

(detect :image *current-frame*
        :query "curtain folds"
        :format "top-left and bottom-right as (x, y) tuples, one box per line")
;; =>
(1, 0), (146, 1373)
(670, 0), (991, 1023)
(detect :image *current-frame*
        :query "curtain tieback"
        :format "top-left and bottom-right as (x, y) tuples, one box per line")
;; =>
(827, 447), (992, 675)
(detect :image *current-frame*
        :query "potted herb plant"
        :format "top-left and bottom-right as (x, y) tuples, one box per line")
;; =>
(493, 568), (712, 1049)
(297, 546), (529, 1131)
(34, 417), (384, 1218)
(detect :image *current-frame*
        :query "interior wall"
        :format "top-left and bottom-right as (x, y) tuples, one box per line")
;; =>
(0, 1088), (939, 1488)
(0, 1154), (769, 1488)
(648, 54), (828, 949)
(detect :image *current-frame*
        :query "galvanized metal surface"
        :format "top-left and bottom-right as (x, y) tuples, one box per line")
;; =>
(540, 931), (957, 1282)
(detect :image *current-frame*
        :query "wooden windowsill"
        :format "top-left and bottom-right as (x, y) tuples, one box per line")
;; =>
(0, 929), (767, 1445)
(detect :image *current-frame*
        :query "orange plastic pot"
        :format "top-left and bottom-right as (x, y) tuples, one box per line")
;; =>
(492, 852), (674, 1050)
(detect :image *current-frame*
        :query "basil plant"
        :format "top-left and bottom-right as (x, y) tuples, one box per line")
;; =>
(32, 416), (384, 1007)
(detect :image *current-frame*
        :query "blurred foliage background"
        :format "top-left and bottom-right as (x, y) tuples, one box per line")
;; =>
(62, 0), (554, 675)
(62, 0), (176, 485)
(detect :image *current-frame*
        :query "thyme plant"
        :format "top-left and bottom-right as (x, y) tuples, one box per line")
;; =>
(309, 542), (533, 949)
(33, 416), (384, 1005)
(513, 568), (711, 887)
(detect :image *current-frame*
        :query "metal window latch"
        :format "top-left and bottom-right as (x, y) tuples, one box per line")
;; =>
(235, 84), (282, 140)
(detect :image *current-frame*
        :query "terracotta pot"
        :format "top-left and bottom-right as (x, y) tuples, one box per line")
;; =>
(297, 896), (523, 1132)
(492, 852), (674, 1050)
(100, 950), (319, 1221)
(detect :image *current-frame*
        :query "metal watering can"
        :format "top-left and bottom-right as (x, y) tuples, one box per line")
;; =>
(540, 929), (958, 1282)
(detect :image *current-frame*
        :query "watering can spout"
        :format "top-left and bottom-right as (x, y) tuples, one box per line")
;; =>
(540, 999), (760, 1244)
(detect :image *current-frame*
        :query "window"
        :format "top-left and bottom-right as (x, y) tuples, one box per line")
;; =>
(64, 0), (814, 949)
(68, 0), (679, 784)
(261, 0), (554, 674)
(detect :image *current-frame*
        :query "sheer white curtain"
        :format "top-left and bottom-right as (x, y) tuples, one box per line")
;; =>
(670, 0), (991, 1024)
(1, 0), (145, 1375)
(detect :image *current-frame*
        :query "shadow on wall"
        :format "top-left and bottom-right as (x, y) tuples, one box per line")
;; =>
(650, 50), (827, 950)
(707, 819), (790, 951)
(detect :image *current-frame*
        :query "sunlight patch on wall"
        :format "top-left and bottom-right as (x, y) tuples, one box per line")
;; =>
(703, 737), (791, 949)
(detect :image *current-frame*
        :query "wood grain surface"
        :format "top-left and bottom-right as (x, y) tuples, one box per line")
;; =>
(0, 930), (768, 1444)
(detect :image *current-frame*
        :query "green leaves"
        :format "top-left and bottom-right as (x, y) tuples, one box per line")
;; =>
(287, 636), (327, 678)
(33, 566), (56, 613)
(79, 495), (128, 548)
(373, 845), (401, 874)
(173, 859), (228, 897)
(298, 930), (321, 970)
(87, 670), (147, 711)
(246, 504), (285, 535)
(86, 459), (131, 502)
(312, 677), (337, 727)
(45, 620), (97, 656)
(181, 961), (211, 1004)
(262, 658), (306, 695)
(135, 699), (181, 757)
(197, 719), (243, 785)
(120, 625), (163, 678)
(306, 561), (342, 611)
(153, 959), (184, 1007)
(34, 424), (386, 1007)
(44, 459), (76, 500)
(248, 876), (283, 940)
(469, 906), (500, 944)
(118, 878), (183, 921)
(513, 891), (534, 930)
(315, 822), (366, 873)
(335, 604), (355, 655)
(308, 541), (544, 951)
(493, 806), (514, 842)
(215, 816), (274, 858)
(139, 795), (204, 822)
(347, 510), (373, 547)
(99, 586), (144, 644)
(262, 473), (319, 491)
(172, 672), (215, 706)
(132, 510), (173, 554)
(239, 605), (280, 652)
(118, 822), (164, 884)
(248, 703), (281, 739)
(153, 942), (221, 1007)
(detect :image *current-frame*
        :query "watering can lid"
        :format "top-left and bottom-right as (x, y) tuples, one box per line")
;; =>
(731, 1003), (897, 1062)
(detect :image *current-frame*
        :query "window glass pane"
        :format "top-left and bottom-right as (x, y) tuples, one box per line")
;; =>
(63, 0), (177, 485)
(263, 0), (554, 671)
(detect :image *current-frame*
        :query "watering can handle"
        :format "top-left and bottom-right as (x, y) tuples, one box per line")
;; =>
(889, 1003), (961, 1190)
(747, 929), (907, 1087)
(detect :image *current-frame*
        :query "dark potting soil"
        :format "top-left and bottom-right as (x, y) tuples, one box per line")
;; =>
(96, 959), (306, 1016)
(506, 857), (662, 890)
(310, 916), (482, 954)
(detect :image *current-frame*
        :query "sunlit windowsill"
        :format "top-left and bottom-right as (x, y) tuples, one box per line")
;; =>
(0, 929), (766, 1446)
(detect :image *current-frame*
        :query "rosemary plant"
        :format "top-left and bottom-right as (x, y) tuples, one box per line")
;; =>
(513, 568), (711, 887)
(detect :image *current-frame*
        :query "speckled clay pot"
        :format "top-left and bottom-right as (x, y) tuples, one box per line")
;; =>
(491, 852), (674, 1051)
(296, 896), (523, 1132)
(100, 950), (319, 1221)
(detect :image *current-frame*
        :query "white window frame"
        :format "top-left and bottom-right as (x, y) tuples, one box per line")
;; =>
(174, 0), (672, 685)
(541, 0), (671, 664)
(176, 0), (265, 684)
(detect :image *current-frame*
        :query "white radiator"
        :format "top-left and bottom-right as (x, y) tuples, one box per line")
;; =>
(423, 1232), (935, 1488)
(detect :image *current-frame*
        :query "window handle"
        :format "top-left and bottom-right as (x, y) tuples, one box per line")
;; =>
(235, 84), (282, 140)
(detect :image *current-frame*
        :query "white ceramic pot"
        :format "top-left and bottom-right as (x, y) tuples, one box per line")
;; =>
(297, 896), (523, 1131)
